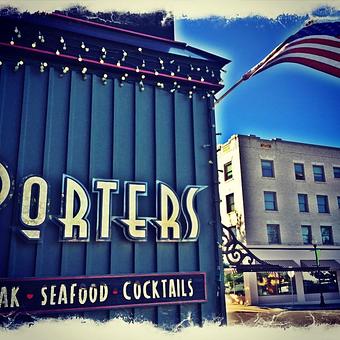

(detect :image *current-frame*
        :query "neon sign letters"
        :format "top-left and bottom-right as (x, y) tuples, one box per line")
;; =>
(0, 161), (206, 242)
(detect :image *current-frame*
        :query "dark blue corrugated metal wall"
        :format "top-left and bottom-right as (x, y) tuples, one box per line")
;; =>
(0, 57), (224, 325)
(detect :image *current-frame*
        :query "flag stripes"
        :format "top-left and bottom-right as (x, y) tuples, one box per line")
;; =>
(243, 22), (340, 79)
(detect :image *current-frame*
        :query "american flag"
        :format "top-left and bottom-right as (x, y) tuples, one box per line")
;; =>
(243, 21), (340, 79)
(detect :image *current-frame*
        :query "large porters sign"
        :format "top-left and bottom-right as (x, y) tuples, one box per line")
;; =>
(0, 11), (228, 324)
(0, 164), (205, 242)
(0, 163), (208, 314)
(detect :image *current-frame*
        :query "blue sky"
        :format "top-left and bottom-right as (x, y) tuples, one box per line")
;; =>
(176, 14), (340, 147)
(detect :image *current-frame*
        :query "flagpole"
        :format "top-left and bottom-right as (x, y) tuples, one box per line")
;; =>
(214, 77), (244, 105)
(214, 40), (287, 106)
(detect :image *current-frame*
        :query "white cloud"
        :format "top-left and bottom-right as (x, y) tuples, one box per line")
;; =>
(0, 0), (339, 18)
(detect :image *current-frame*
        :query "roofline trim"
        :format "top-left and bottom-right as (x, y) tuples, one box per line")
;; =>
(51, 13), (184, 45)
(0, 42), (223, 90)
(50, 13), (230, 66)
(234, 134), (340, 151)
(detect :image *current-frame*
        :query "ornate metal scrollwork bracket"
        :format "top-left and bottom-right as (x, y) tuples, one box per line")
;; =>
(220, 225), (271, 268)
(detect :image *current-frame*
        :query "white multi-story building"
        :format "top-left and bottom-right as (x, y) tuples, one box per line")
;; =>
(218, 134), (340, 306)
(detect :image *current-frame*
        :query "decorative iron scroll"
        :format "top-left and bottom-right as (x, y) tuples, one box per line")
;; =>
(220, 225), (271, 267)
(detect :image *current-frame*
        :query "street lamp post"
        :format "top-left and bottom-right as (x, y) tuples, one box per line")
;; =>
(287, 268), (295, 307)
(312, 240), (325, 307)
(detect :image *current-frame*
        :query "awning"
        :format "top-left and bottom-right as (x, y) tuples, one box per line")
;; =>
(266, 260), (299, 267)
(233, 260), (300, 273)
(231, 259), (332, 273)
(301, 260), (340, 270)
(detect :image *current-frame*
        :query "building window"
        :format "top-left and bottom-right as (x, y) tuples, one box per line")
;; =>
(337, 196), (340, 209)
(267, 224), (281, 244)
(313, 165), (325, 182)
(294, 163), (305, 180)
(261, 160), (274, 177)
(334, 167), (340, 178)
(264, 191), (278, 211)
(226, 193), (235, 213)
(257, 272), (296, 296)
(298, 194), (309, 212)
(316, 195), (329, 213)
(321, 226), (334, 245)
(224, 161), (232, 181)
(303, 271), (339, 294)
(301, 225), (312, 244)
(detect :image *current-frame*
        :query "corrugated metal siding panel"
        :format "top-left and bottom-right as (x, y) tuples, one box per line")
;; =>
(174, 92), (201, 324)
(154, 88), (179, 326)
(0, 65), (25, 278)
(109, 80), (135, 321)
(0, 61), (224, 325)
(193, 96), (220, 319)
(133, 83), (157, 323)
